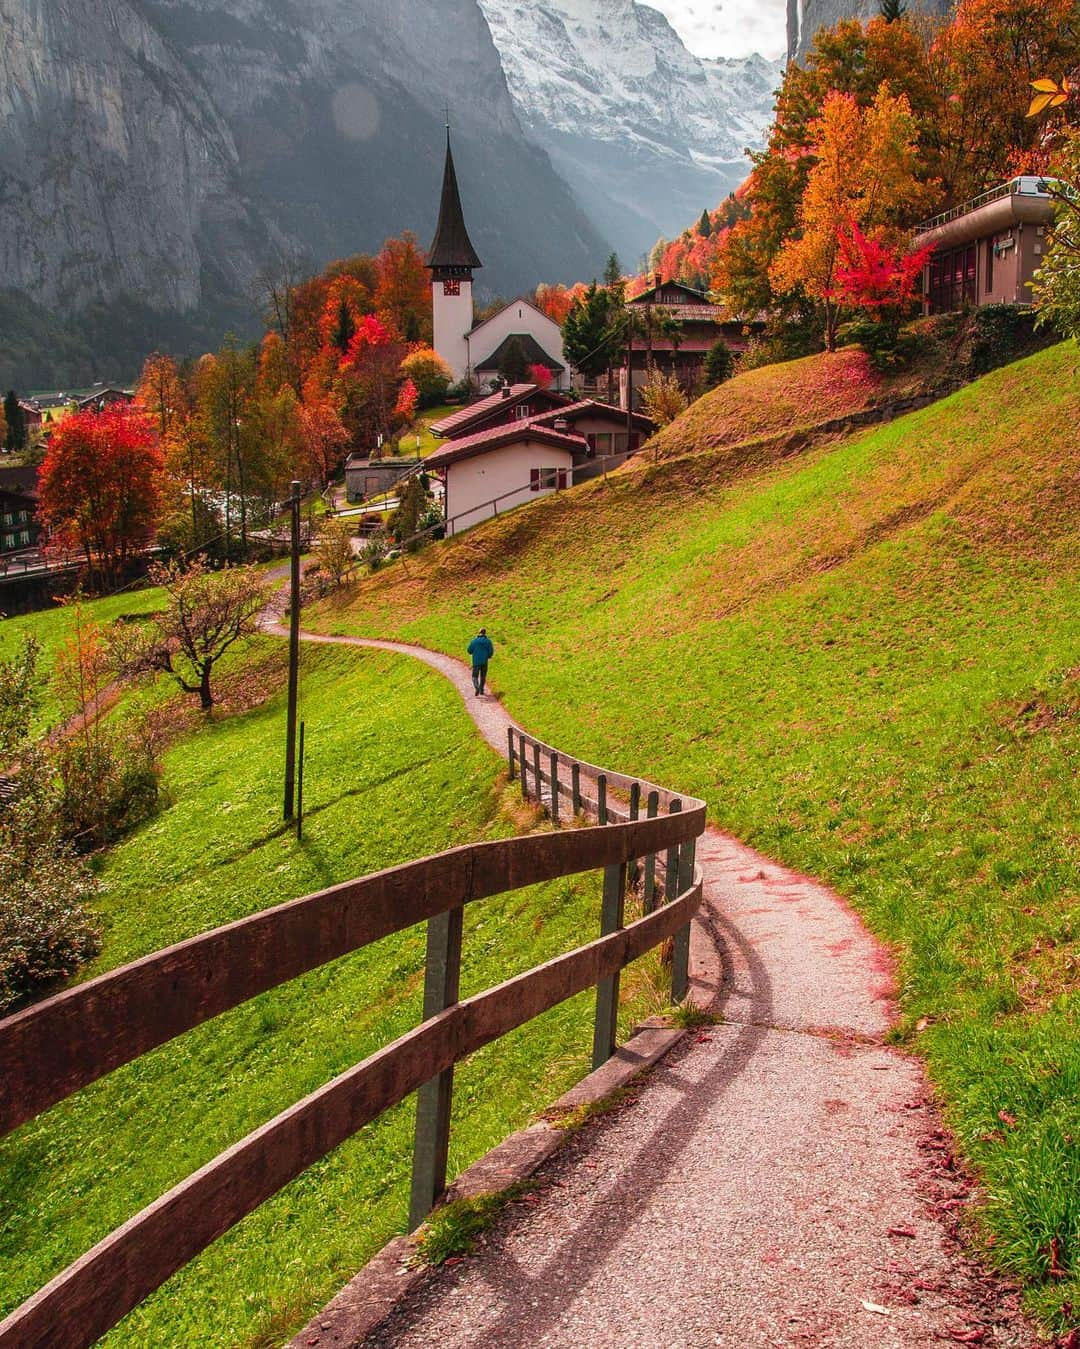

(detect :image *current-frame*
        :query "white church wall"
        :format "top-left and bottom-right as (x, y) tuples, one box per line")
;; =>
(466, 301), (570, 389)
(432, 279), (474, 384)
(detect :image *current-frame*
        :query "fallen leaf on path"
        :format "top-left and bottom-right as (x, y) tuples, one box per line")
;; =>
(887, 1226), (917, 1238)
(944, 1328), (986, 1344)
(861, 1301), (891, 1315)
(998, 1109), (1018, 1127)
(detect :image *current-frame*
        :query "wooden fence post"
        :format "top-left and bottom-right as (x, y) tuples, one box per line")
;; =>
(671, 835), (696, 1005)
(507, 727), (516, 781)
(591, 859), (627, 1069)
(661, 797), (683, 965)
(571, 762), (582, 815)
(597, 774), (608, 825)
(532, 743), (543, 809)
(629, 782), (641, 820)
(519, 732), (529, 801)
(549, 751), (560, 823)
(409, 906), (464, 1230)
(643, 790), (660, 913)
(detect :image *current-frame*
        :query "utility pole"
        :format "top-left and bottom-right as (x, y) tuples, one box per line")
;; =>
(283, 479), (301, 820)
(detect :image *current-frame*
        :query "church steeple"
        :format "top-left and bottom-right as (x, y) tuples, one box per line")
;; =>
(427, 128), (482, 277)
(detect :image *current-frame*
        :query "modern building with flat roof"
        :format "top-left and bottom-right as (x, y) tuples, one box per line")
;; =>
(914, 177), (1057, 314)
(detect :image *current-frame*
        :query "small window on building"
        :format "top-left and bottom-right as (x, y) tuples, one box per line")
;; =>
(529, 468), (541, 492)
(514, 404), (532, 419)
(592, 432), (613, 458)
(556, 468), (568, 490)
(18, 531), (29, 547)
(538, 467), (559, 490)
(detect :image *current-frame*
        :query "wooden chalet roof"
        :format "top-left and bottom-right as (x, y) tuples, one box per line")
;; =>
(429, 384), (570, 439)
(427, 131), (482, 271)
(528, 399), (655, 434)
(425, 420), (583, 470)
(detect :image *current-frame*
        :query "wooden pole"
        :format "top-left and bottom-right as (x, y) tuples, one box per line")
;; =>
(283, 480), (301, 821)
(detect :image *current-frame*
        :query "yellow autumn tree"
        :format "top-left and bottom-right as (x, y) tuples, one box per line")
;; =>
(770, 86), (930, 350)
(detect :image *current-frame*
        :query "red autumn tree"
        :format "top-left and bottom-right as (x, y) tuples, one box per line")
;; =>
(832, 222), (931, 312)
(528, 363), (553, 390)
(39, 408), (163, 581)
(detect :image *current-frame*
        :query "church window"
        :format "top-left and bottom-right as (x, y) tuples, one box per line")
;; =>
(443, 279), (461, 297)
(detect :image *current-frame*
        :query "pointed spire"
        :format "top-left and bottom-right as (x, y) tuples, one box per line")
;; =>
(427, 126), (482, 273)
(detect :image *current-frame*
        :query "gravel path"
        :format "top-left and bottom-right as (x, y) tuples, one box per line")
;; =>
(286, 624), (1036, 1349)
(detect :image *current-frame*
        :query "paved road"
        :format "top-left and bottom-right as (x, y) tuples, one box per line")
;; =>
(288, 626), (1035, 1349)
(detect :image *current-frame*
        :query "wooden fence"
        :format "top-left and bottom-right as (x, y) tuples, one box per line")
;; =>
(0, 729), (705, 1349)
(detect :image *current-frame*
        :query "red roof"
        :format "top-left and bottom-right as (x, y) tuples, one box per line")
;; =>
(429, 384), (570, 439)
(425, 420), (584, 470)
(527, 399), (654, 433)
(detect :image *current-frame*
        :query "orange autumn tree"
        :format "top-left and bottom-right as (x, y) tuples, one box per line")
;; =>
(770, 86), (928, 349)
(373, 232), (431, 343)
(39, 408), (163, 581)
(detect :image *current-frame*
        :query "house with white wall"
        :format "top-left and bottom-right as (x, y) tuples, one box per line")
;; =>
(425, 399), (654, 535)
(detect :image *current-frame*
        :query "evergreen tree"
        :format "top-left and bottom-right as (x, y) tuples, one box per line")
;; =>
(3, 391), (26, 453)
(330, 298), (356, 354)
(603, 252), (622, 288)
(879, 0), (907, 19)
(562, 284), (623, 379)
(498, 335), (530, 385)
(703, 339), (735, 389)
(698, 209), (713, 238)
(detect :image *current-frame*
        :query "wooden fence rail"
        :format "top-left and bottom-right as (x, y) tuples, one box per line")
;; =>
(0, 727), (705, 1349)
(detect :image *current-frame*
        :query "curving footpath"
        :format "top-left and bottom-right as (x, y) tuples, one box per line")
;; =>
(289, 626), (1035, 1349)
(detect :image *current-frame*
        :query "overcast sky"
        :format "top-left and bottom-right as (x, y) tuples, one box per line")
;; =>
(647, 0), (788, 61)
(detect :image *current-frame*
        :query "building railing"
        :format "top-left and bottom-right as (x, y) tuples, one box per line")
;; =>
(0, 725), (705, 1349)
(914, 175), (1056, 235)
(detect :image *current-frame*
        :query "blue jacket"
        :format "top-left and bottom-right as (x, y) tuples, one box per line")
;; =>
(467, 634), (494, 666)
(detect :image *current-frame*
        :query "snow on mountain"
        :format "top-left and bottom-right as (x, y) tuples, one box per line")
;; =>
(478, 0), (781, 265)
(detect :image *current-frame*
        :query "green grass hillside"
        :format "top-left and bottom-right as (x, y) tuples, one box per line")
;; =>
(0, 632), (670, 1347)
(310, 343), (1080, 1328)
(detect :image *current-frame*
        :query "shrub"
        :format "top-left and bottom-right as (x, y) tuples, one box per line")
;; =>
(0, 852), (101, 1012)
(400, 348), (453, 408)
(53, 728), (160, 850)
(640, 370), (689, 427)
(968, 304), (1041, 376)
(0, 636), (100, 1010)
(703, 339), (736, 388)
(842, 316), (923, 372)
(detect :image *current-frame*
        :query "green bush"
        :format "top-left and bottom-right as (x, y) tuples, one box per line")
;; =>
(53, 730), (161, 850)
(0, 850), (101, 1012)
(968, 304), (1041, 376)
(842, 316), (923, 372)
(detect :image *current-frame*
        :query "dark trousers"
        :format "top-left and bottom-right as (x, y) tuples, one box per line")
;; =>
(472, 662), (488, 694)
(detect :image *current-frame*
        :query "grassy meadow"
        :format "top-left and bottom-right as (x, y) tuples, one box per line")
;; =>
(309, 343), (1080, 1327)
(0, 615), (672, 1346)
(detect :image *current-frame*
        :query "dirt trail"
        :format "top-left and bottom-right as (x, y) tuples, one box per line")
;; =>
(284, 624), (1035, 1349)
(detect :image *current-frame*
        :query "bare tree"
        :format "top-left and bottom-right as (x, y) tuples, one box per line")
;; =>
(112, 559), (269, 709)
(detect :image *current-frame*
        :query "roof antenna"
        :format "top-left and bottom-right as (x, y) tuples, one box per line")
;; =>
(444, 101), (451, 132)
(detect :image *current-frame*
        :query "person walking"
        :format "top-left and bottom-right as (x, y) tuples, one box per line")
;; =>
(467, 627), (494, 696)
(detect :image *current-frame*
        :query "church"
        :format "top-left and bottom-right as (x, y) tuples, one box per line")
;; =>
(427, 132), (572, 392)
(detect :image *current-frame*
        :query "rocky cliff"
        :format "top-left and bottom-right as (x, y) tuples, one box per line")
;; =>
(480, 0), (780, 265)
(0, 0), (609, 384)
(788, 0), (954, 63)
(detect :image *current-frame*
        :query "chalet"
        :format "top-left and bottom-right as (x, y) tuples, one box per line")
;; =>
(426, 130), (571, 390)
(0, 466), (40, 554)
(428, 383), (571, 441)
(425, 399), (653, 536)
(344, 455), (423, 504)
(914, 177), (1057, 314)
(22, 384), (135, 436)
(620, 279), (753, 408)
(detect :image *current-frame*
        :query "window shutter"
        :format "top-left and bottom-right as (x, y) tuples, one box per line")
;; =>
(557, 468), (568, 490)
(530, 468), (540, 492)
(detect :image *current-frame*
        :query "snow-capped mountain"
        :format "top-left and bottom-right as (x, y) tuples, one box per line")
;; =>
(479, 0), (781, 265)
